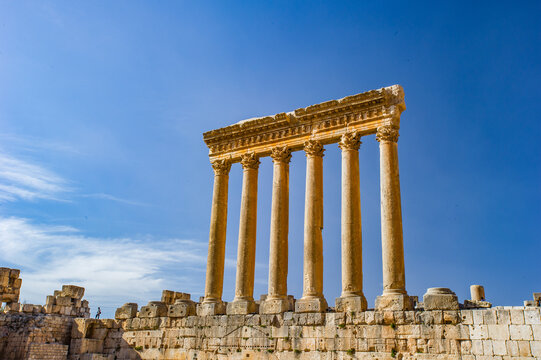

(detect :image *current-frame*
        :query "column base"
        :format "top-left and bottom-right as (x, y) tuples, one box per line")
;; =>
(295, 296), (328, 313)
(335, 294), (367, 312)
(197, 301), (227, 316)
(226, 298), (259, 315)
(260, 297), (294, 314)
(375, 292), (413, 311)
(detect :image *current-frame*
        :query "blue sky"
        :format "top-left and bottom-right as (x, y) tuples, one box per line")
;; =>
(0, 1), (539, 318)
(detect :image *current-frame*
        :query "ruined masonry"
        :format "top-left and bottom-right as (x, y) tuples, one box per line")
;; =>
(1, 85), (540, 359)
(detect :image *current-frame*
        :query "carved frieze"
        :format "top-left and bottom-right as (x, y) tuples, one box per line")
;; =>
(203, 85), (405, 161)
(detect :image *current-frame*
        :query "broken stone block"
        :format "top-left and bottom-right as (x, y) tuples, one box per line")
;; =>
(62, 285), (85, 299)
(115, 303), (138, 320)
(138, 301), (167, 318)
(470, 285), (485, 301)
(46, 295), (56, 305)
(423, 288), (459, 310)
(56, 296), (73, 306)
(5, 302), (21, 313)
(168, 300), (196, 318)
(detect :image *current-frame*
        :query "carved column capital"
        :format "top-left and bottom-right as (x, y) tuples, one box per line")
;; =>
(211, 159), (232, 175)
(304, 140), (325, 157)
(270, 146), (292, 164)
(240, 152), (260, 170)
(338, 132), (362, 151)
(376, 126), (399, 143)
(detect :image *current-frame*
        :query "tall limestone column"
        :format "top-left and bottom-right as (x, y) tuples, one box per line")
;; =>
(335, 132), (367, 312)
(375, 125), (412, 310)
(261, 146), (293, 314)
(227, 152), (260, 314)
(198, 158), (231, 316)
(295, 140), (328, 313)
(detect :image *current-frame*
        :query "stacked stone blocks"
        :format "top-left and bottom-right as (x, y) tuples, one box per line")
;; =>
(0, 267), (22, 305)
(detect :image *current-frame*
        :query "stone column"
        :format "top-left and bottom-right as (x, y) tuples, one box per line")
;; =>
(199, 158), (231, 316)
(335, 132), (367, 312)
(295, 140), (328, 313)
(227, 152), (260, 314)
(261, 146), (293, 314)
(375, 125), (412, 310)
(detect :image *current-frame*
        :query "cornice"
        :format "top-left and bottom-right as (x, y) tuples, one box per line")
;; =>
(203, 85), (405, 162)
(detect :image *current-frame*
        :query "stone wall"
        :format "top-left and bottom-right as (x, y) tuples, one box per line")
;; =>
(0, 312), (73, 360)
(67, 307), (541, 359)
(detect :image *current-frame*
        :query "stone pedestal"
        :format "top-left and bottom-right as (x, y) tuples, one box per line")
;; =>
(168, 300), (196, 318)
(197, 301), (227, 316)
(423, 288), (459, 310)
(260, 297), (294, 314)
(335, 295), (367, 313)
(295, 297), (328, 313)
(375, 293), (413, 311)
(226, 298), (258, 315)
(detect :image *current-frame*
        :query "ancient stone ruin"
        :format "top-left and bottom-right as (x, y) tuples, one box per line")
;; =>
(1, 86), (540, 359)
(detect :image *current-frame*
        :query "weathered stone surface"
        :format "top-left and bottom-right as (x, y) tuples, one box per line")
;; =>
(138, 301), (167, 318)
(423, 287), (459, 310)
(62, 284), (85, 299)
(167, 301), (196, 318)
(115, 303), (138, 320)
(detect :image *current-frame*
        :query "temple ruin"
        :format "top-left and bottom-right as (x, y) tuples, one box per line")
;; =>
(1, 85), (540, 359)
(201, 84), (409, 315)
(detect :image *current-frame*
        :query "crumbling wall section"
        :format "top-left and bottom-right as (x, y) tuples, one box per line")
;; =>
(0, 312), (73, 360)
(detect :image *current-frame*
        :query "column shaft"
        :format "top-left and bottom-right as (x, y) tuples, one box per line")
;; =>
(203, 159), (231, 305)
(268, 148), (291, 299)
(295, 140), (328, 313)
(261, 147), (292, 314)
(375, 126), (411, 310)
(228, 153), (259, 314)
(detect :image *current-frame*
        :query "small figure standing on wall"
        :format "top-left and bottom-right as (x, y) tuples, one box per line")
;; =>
(95, 307), (101, 319)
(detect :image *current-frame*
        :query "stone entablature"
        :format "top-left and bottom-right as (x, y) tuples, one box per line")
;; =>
(203, 85), (405, 162)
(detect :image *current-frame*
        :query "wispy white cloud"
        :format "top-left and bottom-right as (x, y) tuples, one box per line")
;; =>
(0, 152), (70, 202)
(0, 217), (208, 316)
(79, 193), (149, 207)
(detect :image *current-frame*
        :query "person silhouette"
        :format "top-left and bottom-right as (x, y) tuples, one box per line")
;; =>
(95, 307), (101, 319)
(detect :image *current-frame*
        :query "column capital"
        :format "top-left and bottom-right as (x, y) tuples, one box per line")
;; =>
(211, 158), (232, 175)
(376, 125), (399, 143)
(270, 146), (292, 164)
(304, 139), (325, 157)
(338, 131), (362, 151)
(240, 152), (260, 170)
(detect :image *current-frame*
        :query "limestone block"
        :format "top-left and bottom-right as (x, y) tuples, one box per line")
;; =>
(80, 339), (104, 354)
(45, 295), (56, 306)
(56, 296), (73, 306)
(335, 295), (367, 313)
(197, 301), (226, 316)
(509, 324), (533, 340)
(531, 340), (541, 357)
(375, 293), (413, 311)
(488, 324), (510, 340)
(260, 297), (294, 314)
(524, 309), (541, 324)
(226, 299), (259, 314)
(115, 303), (138, 320)
(22, 303), (34, 313)
(168, 300), (196, 318)
(294, 297), (328, 313)
(62, 285), (85, 299)
(423, 288), (459, 310)
(138, 301), (167, 318)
